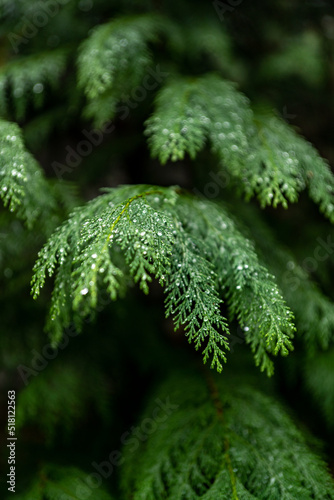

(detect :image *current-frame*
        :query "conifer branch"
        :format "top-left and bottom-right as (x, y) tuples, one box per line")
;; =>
(77, 14), (162, 123)
(121, 370), (334, 499)
(146, 75), (334, 221)
(32, 185), (295, 373)
(0, 118), (55, 227)
(11, 463), (113, 500)
(0, 49), (69, 120)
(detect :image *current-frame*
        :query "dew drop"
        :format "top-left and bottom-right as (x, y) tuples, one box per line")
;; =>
(33, 83), (44, 94)
(4, 267), (12, 278)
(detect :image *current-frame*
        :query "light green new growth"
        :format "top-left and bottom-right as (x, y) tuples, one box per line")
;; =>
(32, 185), (294, 374)
(0, 118), (55, 227)
(146, 75), (334, 221)
(121, 371), (334, 499)
(10, 464), (113, 500)
(0, 49), (69, 120)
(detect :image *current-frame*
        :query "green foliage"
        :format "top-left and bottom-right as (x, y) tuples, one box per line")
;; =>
(145, 74), (252, 166)
(121, 370), (334, 499)
(175, 196), (295, 374)
(260, 30), (325, 87)
(249, 112), (334, 219)
(164, 14), (235, 77)
(1, 1), (334, 498)
(304, 349), (334, 429)
(16, 358), (111, 444)
(77, 14), (161, 124)
(233, 202), (334, 351)
(0, 49), (69, 120)
(32, 185), (294, 373)
(9, 463), (113, 500)
(0, 119), (79, 232)
(23, 105), (75, 152)
(0, 118), (55, 227)
(146, 76), (334, 220)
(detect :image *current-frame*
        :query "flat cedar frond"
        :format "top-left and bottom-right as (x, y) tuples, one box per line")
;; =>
(249, 112), (334, 219)
(121, 370), (334, 500)
(174, 196), (295, 375)
(32, 185), (294, 374)
(0, 118), (56, 228)
(145, 74), (252, 167)
(77, 14), (162, 124)
(235, 202), (334, 351)
(10, 464), (113, 500)
(146, 75), (334, 221)
(2, 4), (334, 497)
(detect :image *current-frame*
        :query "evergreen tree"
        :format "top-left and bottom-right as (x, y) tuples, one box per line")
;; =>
(1, 1), (334, 498)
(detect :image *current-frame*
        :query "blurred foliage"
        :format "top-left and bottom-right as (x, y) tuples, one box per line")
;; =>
(1, 0), (334, 498)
